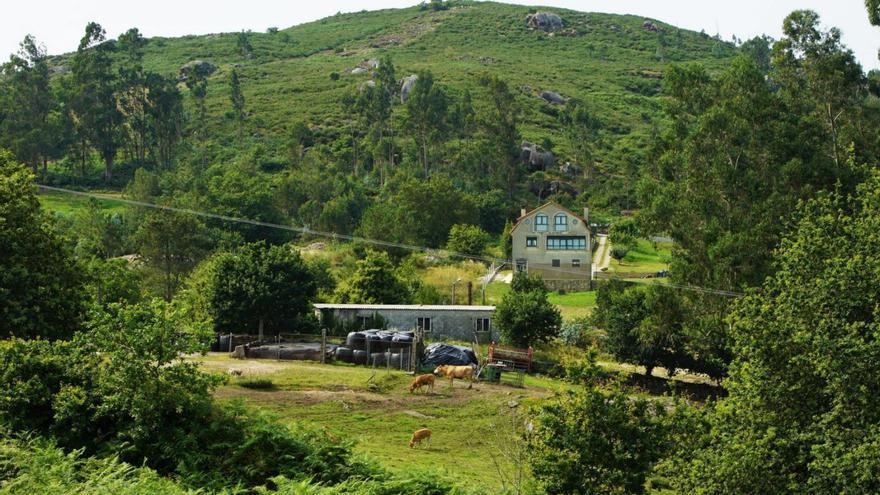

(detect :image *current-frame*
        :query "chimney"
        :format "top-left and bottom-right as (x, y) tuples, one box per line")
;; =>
(520, 208), (527, 218)
(583, 207), (590, 223)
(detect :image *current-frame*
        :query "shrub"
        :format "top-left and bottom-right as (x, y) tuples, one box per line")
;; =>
(239, 378), (276, 390)
(445, 224), (489, 257)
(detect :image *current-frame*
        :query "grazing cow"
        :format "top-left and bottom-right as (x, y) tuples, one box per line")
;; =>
(434, 365), (475, 389)
(409, 428), (432, 449)
(228, 368), (243, 377)
(409, 374), (435, 394)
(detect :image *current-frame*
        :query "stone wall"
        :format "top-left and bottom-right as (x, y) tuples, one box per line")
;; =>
(544, 278), (592, 293)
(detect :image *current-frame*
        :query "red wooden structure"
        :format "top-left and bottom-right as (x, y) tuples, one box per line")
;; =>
(487, 341), (533, 372)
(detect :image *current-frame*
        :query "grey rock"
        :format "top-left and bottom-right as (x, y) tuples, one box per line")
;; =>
(540, 90), (566, 105)
(521, 141), (555, 171)
(350, 67), (367, 75)
(559, 161), (582, 177)
(526, 12), (564, 32)
(178, 60), (216, 82)
(642, 21), (662, 32)
(400, 74), (418, 103)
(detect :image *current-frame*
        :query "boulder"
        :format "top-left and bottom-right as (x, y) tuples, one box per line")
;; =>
(540, 90), (566, 105)
(350, 67), (367, 75)
(178, 60), (216, 82)
(549, 180), (580, 197)
(559, 162), (582, 177)
(526, 12), (564, 32)
(521, 141), (555, 171)
(642, 21), (662, 32)
(400, 74), (418, 103)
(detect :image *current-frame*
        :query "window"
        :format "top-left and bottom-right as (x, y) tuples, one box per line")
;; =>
(515, 259), (528, 272)
(526, 237), (537, 247)
(554, 213), (568, 231)
(572, 259), (581, 267)
(417, 317), (432, 332)
(546, 236), (587, 250)
(535, 214), (548, 232)
(475, 318), (491, 333)
(552, 259), (560, 267)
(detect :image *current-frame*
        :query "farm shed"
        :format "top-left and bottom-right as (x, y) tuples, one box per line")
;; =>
(314, 304), (498, 342)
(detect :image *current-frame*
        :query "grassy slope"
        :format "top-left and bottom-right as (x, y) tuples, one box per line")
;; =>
(196, 354), (560, 492)
(121, 1), (735, 163)
(607, 238), (672, 273)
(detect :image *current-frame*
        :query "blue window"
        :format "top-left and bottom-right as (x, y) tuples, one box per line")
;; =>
(554, 214), (568, 231)
(535, 214), (548, 232)
(546, 236), (587, 250)
(526, 237), (538, 247)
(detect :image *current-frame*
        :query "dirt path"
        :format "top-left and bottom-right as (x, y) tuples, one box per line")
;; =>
(592, 234), (611, 273)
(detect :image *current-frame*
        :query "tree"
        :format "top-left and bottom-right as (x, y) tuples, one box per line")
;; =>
(229, 68), (246, 139)
(561, 100), (602, 180)
(405, 70), (449, 175)
(529, 372), (667, 495)
(495, 272), (560, 347)
(500, 219), (513, 260)
(70, 198), (126, 259)
(668, 169), (880, 493)
(0, 152), (86, 340)
(479, 74), (521, 196)
(236, 30), (253, 58)
(70, 22), (120, 180)
(0, 35), (57, 172)
(446, 224), (488, 257)
(209, 242), (317, 336)
(134, 211), (208, 301)
(335, 250), (411, 304)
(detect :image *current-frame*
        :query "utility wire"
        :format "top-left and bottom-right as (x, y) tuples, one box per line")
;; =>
(36, 184), (745, 298)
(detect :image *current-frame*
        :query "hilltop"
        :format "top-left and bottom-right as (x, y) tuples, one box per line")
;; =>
(46, 1), (736, 209)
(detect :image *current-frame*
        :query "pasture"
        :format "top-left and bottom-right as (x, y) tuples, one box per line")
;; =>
(193, 354), (557, 492)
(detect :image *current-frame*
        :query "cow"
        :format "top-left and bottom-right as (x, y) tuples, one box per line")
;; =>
(409, 374), (435, 394)
(409, 428), (432, 449)
(434, 365), (475, 389)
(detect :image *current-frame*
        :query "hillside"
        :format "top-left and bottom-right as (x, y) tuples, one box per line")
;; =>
(46, 1), (736, 209)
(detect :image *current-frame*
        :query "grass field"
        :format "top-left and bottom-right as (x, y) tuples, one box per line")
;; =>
(607, 238), (672, 274)
(37, 189), (127, 216)
(548, 290), (597, 320)
(194, 354), (559, 492)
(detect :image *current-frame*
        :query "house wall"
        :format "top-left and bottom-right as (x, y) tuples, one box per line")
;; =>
(321, 308), (498, 342)
(511, 204), (592, 287)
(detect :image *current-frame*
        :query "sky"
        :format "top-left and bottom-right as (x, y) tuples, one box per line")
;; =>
(1, 1), (878, 70)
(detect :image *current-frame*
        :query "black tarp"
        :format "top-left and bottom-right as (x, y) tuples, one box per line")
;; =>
(421, 343), (478, 367)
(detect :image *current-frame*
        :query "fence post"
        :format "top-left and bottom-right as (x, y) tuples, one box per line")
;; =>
(228, 333), (233, 353)
(321, 328), (327, 364)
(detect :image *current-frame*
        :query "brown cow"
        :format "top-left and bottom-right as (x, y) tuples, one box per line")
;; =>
(409, 428), (432, 448)
(434, 365), (475, 389)
(409, 374), (435, 394)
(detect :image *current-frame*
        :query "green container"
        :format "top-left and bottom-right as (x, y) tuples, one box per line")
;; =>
(483, 365), (501, 382)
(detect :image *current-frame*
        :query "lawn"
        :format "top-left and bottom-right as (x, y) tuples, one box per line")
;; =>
(38, 189), (127, 216)
(548, 290), (598, 320)
(192, 354), (558, 492)
(607, 238), (672, 274)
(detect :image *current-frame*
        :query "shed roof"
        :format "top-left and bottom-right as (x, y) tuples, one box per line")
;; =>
(314, 303), (496, 312)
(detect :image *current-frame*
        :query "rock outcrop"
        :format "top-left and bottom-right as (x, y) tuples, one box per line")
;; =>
(525, 12), (564, 32)
(521, 141), (555, 171)
(540, 90), (566, 105)
(178, 60), (216, 82)
(400, 74), (418, 103)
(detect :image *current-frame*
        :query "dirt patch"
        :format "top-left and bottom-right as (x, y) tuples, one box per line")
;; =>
(402, 409), (437, 419)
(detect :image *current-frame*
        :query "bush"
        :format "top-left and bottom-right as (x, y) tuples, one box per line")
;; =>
(239, 378), (276, 390)
(445, 224), (489, 257)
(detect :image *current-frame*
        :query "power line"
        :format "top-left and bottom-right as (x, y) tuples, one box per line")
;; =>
(36, 184), (745, 298)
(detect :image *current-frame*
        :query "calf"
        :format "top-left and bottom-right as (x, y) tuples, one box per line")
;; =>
(434, 365), (475, 389)
(409, 428), (432, 449)
(409, 374), (435, 394)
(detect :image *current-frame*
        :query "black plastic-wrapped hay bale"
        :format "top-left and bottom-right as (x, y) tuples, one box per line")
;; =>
(335, 346), (354, 363)
(365, 333), (386, 352)
(369, 352), (388, 366)
(391, 332), (413, 343)
(346, 331), (367, 350)
(387, 352), (404, 368)
(352, 349), (368, 365)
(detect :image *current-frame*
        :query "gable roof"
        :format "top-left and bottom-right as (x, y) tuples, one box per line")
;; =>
(511, 201), (587, 231)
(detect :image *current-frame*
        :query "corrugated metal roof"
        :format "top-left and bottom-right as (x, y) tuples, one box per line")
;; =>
(313, 304), (496, 311)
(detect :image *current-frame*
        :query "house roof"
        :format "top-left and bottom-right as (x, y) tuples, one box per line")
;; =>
(314, 304), (496, 312)
(511, 201), (587, 231)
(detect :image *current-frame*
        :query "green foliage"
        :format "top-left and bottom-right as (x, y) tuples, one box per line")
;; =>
(0, 152), (86, 340)
(496, 272), (561, 347)
(500, 219), (513, 260)
(335, 250), (411, 304)
(529, 380), (667, 495)
(445, 223), (488, 256)
(0, 434), (200, 495)
(669, 171), (880, 493)
(209, 242), (318, 334)
(134, 211), (209, 300)
(238, 378), (276, 390)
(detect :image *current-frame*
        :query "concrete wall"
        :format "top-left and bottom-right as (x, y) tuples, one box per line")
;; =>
(320, 308), (498, 342)
(511, 203), (592, 286)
